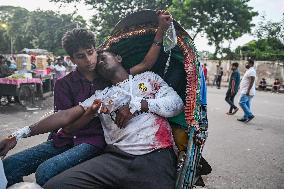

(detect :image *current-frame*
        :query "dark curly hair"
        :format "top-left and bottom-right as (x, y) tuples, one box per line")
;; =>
(62, 28), (96, 57)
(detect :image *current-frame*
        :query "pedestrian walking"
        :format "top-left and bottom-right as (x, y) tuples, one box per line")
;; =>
(225, 62), (240, 115)
(238, 59), (256, 122)
(216, 67), (223, 89)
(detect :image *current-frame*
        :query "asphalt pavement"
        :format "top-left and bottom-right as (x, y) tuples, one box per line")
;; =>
(203, 86), (284, 189)
(0, 87), (283, 188)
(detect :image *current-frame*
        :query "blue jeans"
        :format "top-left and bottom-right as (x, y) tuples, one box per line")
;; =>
(3, 141), (102, 186)
(239, 94), (253, 119)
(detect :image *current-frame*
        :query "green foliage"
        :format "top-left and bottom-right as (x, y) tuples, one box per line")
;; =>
(49, 0), (257, 57)
(171, 0), (257, 58)
(88, 0), (172, 44)
(0, 6), (86, 55)
(255, 14), (284, 41)
(236, 38), (284, 61)
(236, 15), (284, 61)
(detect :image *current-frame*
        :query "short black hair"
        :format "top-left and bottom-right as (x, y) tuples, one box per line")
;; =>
(62, 28), (96, 57)
(248, 59), (254, 65)
(96, 51), (121, 81)
(232, 62), (239, 67)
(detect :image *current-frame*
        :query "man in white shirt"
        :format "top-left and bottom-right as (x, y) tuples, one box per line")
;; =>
(238, 59), (256, 122)
(54, 57), (66, 80)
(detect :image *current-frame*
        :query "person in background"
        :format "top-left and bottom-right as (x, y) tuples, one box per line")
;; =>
(272, 78), (281, 93)
(0, 55), (12, 78)
(202, 63), (208, 83)
(8, 56), (17, 72)
(225, 62), (240, 115)
(216, 67), (223, 89)
(31, 55), (37, 70)
(258, 78), (267, 91)
(238, 59), (256, 123)
(54, 57), (66, 80)
(212, 64), (219, 86)
(46, 58), (54, 75)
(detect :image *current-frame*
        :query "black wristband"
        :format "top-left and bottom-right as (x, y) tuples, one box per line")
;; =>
(153, 40), (162, 47)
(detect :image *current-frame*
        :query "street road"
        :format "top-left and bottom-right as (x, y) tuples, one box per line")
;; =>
(0, 87), (283, 188)
(203, 87), (284, 189)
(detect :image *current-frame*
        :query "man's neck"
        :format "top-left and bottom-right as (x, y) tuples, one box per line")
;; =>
(111, 73), (129, 85)
(78, 68), (96, 81)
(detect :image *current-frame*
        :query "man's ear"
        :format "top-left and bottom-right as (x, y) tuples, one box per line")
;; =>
(116, 55), (122, 63)
(70, 57), (77, 65)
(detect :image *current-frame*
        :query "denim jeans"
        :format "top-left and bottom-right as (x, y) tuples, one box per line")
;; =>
(239, 94), (253, 119)
(3, 141), (102, 186)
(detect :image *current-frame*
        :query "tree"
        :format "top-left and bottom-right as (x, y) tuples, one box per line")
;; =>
(255, 14), (284, 42)
(25, 10), (86, 54)
(171, 0), (258, 58)
(237, 14), (284, 61)
(50, 0), (172, 43)
(0, 6), (86, 54)
(0, 6), (31, 53)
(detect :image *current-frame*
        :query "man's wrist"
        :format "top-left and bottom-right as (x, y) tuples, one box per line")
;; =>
(153, 40), (162, 47)
(141, 99), (149, 112)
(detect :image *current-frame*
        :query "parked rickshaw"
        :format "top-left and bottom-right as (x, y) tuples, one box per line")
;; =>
(102, 10), (209, 189)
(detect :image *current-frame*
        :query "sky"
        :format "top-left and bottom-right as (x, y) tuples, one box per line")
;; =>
(0, 0), (284, 52)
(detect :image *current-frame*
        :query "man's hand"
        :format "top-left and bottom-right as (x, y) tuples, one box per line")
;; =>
(0, 136), (17, 159)
(115, 106), (133, 128)
(157, 10), (172, 32)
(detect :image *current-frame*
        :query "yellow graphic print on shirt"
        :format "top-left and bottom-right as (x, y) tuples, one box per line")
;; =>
(138, 83), (147, 92)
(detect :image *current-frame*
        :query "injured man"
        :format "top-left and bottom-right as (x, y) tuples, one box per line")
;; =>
(0, 51), (184, 189)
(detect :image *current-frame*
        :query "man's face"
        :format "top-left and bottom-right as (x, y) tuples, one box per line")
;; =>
(58, 59), (63, 65)
(231, 66), (237, 71)
(245, 63), (251, 69)
(71, 47), (97, 72)
(99, 52), (119, 66)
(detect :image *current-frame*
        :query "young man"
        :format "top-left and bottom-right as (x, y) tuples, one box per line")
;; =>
(225, 62), (240, 115)
(238, 59), (256, 123)
(216, 66), (223, 89)
(1, 11), (172, 186)
(272, 78), (281, 93)
(0, 55), (12, 78)
(53, 56), (67, 80)
(44, 51), (182, 189)
(258, 78), (267, 91)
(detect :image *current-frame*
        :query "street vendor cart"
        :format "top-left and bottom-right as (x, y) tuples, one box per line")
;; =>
(0, 77), (42, 106)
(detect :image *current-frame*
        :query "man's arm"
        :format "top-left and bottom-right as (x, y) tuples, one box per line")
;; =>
(129, 11), (172, 75)
(53, 79), (98, 134)
(143, 73), (184, 117)
(246, 76), (255, 96)
(0, 105), (85, 158)
(115, 73), (184, 128)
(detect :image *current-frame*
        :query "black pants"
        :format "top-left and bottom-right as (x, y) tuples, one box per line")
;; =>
(216, 76), (222, 88)
(44, 145), (177, 189)
(225, 89), (237, 113)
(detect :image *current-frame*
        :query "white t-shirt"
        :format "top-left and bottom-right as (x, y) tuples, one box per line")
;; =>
(239, 67), (256, 96)
(83, 71), (184, 155)
(54, 65), (66, 79)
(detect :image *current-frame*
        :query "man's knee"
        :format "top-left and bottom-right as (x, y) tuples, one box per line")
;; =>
(35, 161), (57, 186)
(43, 176), (62, 189)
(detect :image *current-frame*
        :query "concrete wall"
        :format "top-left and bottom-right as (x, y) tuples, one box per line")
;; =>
(202, 59), (284, 85)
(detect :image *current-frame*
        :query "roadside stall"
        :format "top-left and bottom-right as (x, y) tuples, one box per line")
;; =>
(0, 53), (54, 106)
